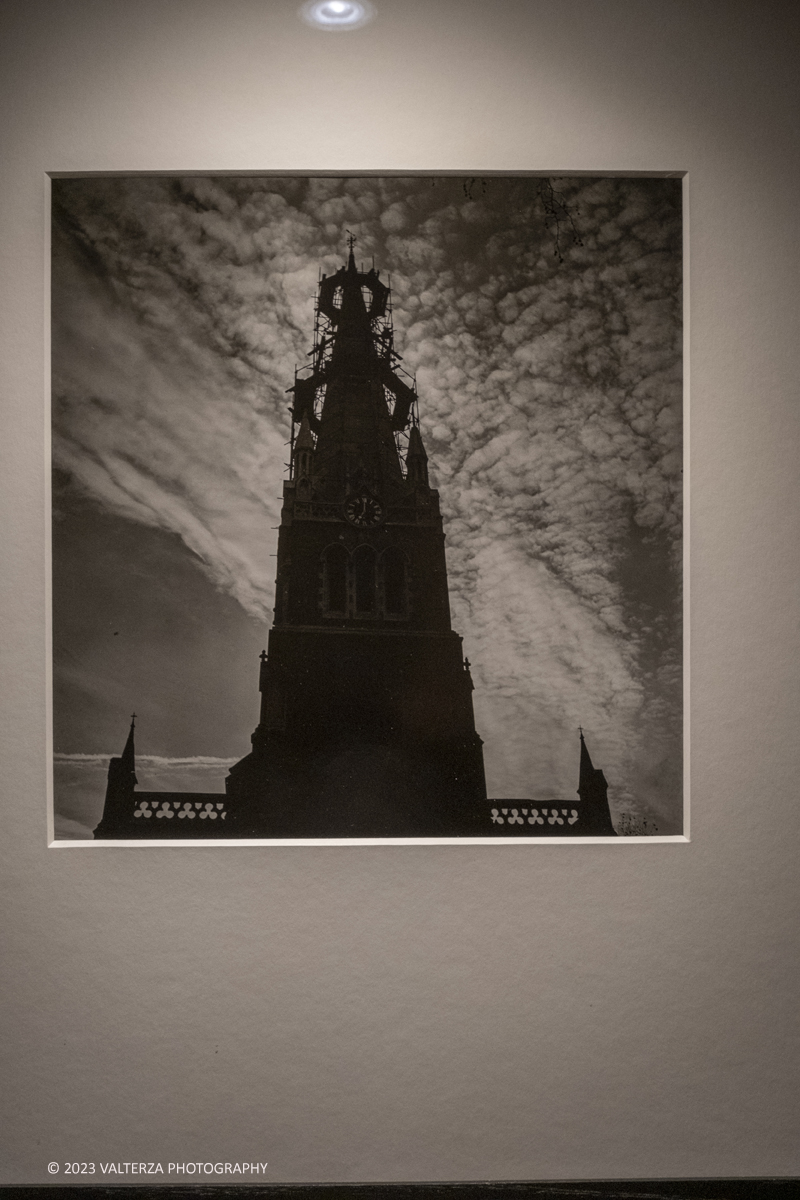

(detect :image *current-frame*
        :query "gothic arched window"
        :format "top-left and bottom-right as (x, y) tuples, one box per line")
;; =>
(353, 546), (377, 614)
(382, 547), (407, 616)
(323, 545), (348, 613)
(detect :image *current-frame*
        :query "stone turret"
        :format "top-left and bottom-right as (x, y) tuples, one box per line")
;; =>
(406, 424), (429, 486)
(93, 715), (137, 837)
(576, 730), (617, 836)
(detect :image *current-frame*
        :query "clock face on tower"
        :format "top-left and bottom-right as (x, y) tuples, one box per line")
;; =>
(343, 492), (384, 527)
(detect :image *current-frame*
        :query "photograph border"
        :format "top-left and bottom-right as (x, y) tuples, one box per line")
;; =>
(45, 168), (689, 849)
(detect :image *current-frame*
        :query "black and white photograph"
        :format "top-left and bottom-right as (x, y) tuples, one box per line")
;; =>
(51, 173), (683, 842)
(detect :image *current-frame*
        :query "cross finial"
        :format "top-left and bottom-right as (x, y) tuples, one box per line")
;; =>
(131, 712), (137, 724)
(259, 649), (267, 662)
(346, 229), (356, 252)
(578, 725), (584, 738)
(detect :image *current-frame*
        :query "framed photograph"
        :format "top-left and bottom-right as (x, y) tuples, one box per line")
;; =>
(50, 172), (684, 845)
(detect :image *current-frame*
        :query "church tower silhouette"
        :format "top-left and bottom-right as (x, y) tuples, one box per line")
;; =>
(225, 244), (488, 836)
(93, 246), (618, 840)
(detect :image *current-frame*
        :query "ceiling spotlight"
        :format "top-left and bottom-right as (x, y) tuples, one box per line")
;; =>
(300, 0), (375, 31)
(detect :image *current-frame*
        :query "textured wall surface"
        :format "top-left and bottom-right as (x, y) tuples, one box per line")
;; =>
(0, 0), (798, 1184)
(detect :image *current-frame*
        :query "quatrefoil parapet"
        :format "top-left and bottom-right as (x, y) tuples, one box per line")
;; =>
(489, 805), (580, 832)
(130, 797), (228, 827)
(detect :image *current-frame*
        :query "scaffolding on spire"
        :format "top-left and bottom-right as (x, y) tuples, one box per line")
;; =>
(287, 249), (421, 480)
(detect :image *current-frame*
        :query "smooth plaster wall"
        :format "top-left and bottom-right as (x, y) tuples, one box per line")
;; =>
(0, 0), (798, 1184)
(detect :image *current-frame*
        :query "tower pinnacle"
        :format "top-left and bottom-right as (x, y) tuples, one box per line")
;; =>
(576, 728), (617, 836)
(93, 714), (139, 836)
(121, 713), (137, 774)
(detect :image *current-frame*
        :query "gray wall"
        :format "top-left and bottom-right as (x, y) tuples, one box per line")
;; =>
(1, 0), (797, 1183)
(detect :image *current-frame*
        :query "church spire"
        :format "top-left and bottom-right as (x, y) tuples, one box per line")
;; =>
(223, 246), (488, 834)
(327, 243), (379, 376)
(296, 246), (411, 493)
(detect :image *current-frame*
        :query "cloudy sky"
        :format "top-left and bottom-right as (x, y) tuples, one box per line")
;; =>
(51, 174), (683, 838)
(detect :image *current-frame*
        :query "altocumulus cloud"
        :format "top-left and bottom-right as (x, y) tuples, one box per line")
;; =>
(52, 176), (683, 831)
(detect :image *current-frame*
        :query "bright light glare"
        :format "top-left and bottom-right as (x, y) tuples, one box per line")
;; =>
(300, 0), (375, 31)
